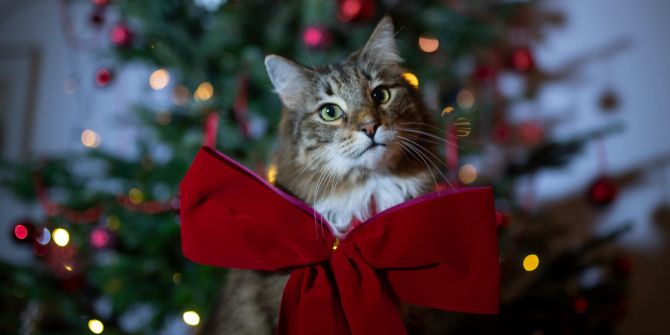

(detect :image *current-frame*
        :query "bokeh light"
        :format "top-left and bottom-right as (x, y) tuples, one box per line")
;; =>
(53, 228), (70, 247)
(171, 85), (190, 105)
(441, 106), (454, 116)
(14, 224), (28, 240)
(458, 164), (477, 184)
(149, 69), (170, 90)
(402, 72), (419, 89)
(267, 164), (278, 184)
(35, 227), (51, 245)
(194, 82), (214, 101)
(523, 254), (540, 272)
(456, 89), (475, 109)
(81, 129), (101, 148)
(418, 35), (439, 53)
(88, 319), (104, 334)
(183, 310), (200, 326)
(128, 188), (144, 204)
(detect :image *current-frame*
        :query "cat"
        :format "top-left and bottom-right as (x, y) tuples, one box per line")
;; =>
(200, 17), (444, 334)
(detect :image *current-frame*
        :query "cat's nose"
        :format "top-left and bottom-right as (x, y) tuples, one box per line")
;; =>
(359, 121), (379, 139)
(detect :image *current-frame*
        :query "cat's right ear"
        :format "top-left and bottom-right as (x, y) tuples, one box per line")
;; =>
(265, 55), (312, 109)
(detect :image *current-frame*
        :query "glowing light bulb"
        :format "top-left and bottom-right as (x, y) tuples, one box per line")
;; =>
(81, 129), (101, 148)
(458, 164), (477, 185)
(14, 224), (29, 240)
(267, 164), (278, 184)
(418, 35), (439, 53)
(441, 106), (454, 116)
(523, 254), (540, 272)
(194, 82), (214, 101)
(183, 311), (200, 326)
(88, 319), (104, 334)
(149, 69), (170, 90)
(36, 227), (51, 245)
(52, 228), (70, 247)
(402, 72), (419, 89)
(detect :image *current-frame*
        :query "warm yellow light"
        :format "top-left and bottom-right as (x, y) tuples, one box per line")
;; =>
(418, 35), (439, 53)
(194, 82), (214, 101)
(267, 164), (278, 184)
(52, 228), (70, 247)
(441, 106), (454, 116)
(88, 319), (104, 334)
(458, 164), (477, 185)
(128, 188), (144, 204)
(456, 89), (475, 109)
(149, 68), (170, 90)
(402, 72), (419, 89)
(81, 129), (101, 148)
(64, 264), (73, 271)
(172, 272), (182, 285)
(454, 117), (472, 138)
(523, 254), (540, 272)
(106, 216), (121, 231)
(183, 311), (200, 326)
(171, 85), (190, 105)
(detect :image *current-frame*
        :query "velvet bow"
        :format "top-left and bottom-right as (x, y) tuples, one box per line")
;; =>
(180, 147), (500, 335)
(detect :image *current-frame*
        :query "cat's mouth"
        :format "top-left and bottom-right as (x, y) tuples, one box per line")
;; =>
(361, 142), (386, 154)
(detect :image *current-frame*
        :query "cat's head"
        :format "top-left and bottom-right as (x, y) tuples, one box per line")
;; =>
(265, 17), (436, 195)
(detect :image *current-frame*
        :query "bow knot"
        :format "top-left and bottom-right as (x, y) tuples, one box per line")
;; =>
(180, 147), (499, 335)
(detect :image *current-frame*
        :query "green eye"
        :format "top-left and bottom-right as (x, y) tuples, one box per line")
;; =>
(319, 104), (343, 122)
(371, 86), (391, 104)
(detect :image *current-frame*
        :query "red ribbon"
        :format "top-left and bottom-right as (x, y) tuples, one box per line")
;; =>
(180, 147), (500, 335)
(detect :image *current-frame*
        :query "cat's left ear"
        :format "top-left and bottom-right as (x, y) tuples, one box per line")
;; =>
(357, 16), (402, 66)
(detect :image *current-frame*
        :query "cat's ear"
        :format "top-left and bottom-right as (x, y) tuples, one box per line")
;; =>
(265, 55), (312, 109)
(358, 16), (402, 66)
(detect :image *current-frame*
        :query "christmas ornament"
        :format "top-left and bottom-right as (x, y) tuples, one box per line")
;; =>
(94, 67), (112, 87)
(598, 89), (620, 111)
(337, 0), (375, 23)
(180, 147), (500, 335)
(302, 26), (332, 49)
(587, 176), (618, 206)
(110, 23), (133, 47)
(511, 47), (534, 72)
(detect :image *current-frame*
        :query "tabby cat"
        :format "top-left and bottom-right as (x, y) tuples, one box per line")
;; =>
(200, 17), (446, 334)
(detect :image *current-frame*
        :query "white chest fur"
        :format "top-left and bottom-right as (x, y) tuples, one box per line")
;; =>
(313, 173), (426, 236)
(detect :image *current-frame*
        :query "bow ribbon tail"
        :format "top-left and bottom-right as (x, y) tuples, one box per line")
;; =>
(331, 247), (407, 335)
(278, 265), (349, 335)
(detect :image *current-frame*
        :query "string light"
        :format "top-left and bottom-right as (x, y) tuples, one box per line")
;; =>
(149, 69), (170, 90)
(81, 129), (101, 148)
(106, 216), (121, 231)
(441, 106), (454, 116)
(128, 188), (144, 204)
(458, 164), (477, 184)
(64, 263), (73, 272)
(194, 82), (214, 101)
(456, 89), (475, 109)
(14, 224), (29, 240)
(418, 35), (439, 53)
(402, 72), (419, 89)
(52, 228), (70, 247)
(454, 117), (472, 138)
(267, 164), (278, 184)
(88, 319), (104, 334)
(182, 311), (201, 326)
(172, 272), (182, 285)
(523, 254), (540, 272)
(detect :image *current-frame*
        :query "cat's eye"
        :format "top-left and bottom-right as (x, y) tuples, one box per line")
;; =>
(319, 104), (344, 122)
(371, 86), (391, 104)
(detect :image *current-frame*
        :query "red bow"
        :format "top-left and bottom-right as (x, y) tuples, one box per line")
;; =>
(180, 147), (500, 335)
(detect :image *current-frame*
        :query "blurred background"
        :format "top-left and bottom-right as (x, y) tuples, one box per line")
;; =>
(1, 0), (669, 334)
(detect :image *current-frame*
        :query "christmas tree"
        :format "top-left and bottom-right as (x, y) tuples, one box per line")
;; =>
(1, 0), (631, 334)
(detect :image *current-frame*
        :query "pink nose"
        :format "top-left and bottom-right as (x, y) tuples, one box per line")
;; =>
(359, 122), (378, 139)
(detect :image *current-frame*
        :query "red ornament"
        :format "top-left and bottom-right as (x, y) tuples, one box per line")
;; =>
(90, 227), (112, 249)
(110, 23), (133, 47)
(180, 147), (500, 335)
(518, 121), (544, 146)
(588, 176), (618, 206)
(94, 67), (112, 87)
(511, 47), (534, 72)
(337, 0), (375, 23)
(302, 26), (332, 49)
